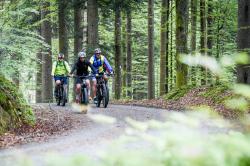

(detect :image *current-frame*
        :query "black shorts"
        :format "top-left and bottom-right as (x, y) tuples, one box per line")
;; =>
(76, 77), (82, 84)
(75, 77), (90, 84)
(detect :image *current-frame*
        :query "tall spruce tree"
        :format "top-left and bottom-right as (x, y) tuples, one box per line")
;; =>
(175, 0), (188, 87)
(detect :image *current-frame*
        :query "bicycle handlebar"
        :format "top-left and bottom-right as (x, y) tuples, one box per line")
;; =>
(95, 73), (114, 78)
(71, 74), (95, 79)
(52, 73), (114, 79)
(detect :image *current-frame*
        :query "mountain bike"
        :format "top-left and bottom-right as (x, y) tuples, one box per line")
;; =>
(54, 76), (68, 106)
(73, 75), (93, 105)
(95, 73), (113, 108)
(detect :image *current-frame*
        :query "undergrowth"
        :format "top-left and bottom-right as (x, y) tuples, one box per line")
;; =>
(164, 85), (195, 100)
(198, 84), (231, 104)
(0, 74), (35, 134)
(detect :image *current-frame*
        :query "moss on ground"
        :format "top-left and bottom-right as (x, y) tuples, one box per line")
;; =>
(0, 74), (35, 135)
(198, 84), (231, 104)
(164, 85), (195, 101)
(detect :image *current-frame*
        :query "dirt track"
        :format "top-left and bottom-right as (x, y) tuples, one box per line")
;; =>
(0, 104), (168, 166)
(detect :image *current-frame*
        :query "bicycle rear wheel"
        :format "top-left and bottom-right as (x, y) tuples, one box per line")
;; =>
(106, 85), (109, 106)
(62, 86), (66, 106)
(96, 86), (102, 107)
(57, 86), (62, 106)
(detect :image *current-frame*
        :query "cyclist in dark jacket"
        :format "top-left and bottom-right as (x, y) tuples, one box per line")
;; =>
(70, 51), (96, 103)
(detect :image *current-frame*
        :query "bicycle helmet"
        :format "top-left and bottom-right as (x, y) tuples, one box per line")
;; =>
(58, 53), (64, 59)
(94, 48), (101, 54)
(78, 51), (86, 58)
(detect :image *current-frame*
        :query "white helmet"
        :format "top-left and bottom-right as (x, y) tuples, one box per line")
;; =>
(94, 48), (101, 54)
(58, 53), (64, 59)
(78, 51), (86, 58)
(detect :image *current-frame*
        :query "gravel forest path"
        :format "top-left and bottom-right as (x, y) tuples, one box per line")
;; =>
(0, 104), (168, 166)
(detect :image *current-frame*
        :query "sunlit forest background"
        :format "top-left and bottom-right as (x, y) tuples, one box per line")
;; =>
(1, 0), (245, 104)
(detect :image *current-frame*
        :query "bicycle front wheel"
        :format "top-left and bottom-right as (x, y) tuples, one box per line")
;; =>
(81, 87), (89, 105)
(102, 84), (108, 108)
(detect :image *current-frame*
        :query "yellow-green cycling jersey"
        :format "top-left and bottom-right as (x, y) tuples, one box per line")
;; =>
(51, 60), (71, 76)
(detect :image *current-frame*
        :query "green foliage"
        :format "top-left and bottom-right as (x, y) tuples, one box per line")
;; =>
(0, 0), (49, 101)
(164, 85), (194, 100)
(0, 75), (35, 134)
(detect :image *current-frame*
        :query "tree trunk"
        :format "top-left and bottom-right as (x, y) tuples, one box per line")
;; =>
(36, 6), (42, 103)
(165, 0), (170, 93)
(175, 0), (188, 88)
(58, 0), (68, 60)
(114, 7), (122, 100)
(237, 0), (250, 84)
(126, 11), (132, 98)
(169, 0), (174, 90)
(122, 13), (127, 98)
(190, 0), (197, 85)
(83, 1), (88, 48)
(207, 0), (213, 84)
(10, 0), (19, 88)
(207, 0), (213, 55)
(87, 0), (98, 50)
(36, 51), (42, 103)
(200, 0), (207, 85)
(74, 1), (83, 57)
(41, 0), (53, 103)
(160, 0), (168, 96)
(73, 1), (84, 99)
(148, 0), (155, 99)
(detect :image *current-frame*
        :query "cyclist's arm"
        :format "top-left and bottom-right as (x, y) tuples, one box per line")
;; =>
(88, 61), (97, 74)
(64, 61), (71, 74)
(103, 57), (113, 73)
(89, 56), (94, 65)
(70, 63), (77, 74)
(51, 61), (57, 76)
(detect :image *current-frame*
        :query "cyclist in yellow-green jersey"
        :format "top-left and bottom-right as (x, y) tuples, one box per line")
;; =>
(51, 53), (71, 99)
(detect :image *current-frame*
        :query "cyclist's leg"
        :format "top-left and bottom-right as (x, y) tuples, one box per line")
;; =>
(103, 74), (109, 84)
(92, 79), (97, 98)
(54, 76), (61, 97)
(76, 83), (81, 94)
(86, 79), (91, 99)
(75, 84), (81, 103)
(62, 77), (68, 101)
(75, 78), (82, 103)
(90, 77), (97, 102)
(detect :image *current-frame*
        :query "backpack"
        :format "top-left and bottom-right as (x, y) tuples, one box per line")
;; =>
(56, 60), (67, 71)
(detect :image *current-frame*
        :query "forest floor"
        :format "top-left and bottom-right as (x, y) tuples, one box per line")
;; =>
(111, 86), (244, 119)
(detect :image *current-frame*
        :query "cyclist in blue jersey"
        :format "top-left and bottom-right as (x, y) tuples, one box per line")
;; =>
(89, 48), (113, 103)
